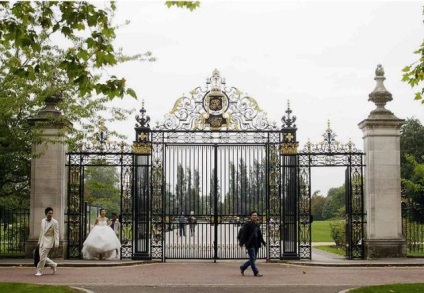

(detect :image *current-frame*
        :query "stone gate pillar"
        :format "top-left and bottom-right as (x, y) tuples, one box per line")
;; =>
(358, 65), (406, 258)
(25, 94), (72, 258)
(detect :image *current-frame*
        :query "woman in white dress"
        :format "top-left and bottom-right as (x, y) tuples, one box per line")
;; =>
(82, 209), (121, 260)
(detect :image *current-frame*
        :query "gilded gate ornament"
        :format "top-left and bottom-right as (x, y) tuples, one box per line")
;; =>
(156, 69), (276, 132)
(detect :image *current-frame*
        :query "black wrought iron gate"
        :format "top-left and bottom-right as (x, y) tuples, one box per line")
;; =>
(158, 143), (270, 260)
(66, 142), (134, 259)
(145, 70), (308, 261)
(66, 70), (365, 261)
(297, 124), (366, 259)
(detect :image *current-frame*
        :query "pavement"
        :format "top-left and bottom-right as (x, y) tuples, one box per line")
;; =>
(1, 248), (424, 293)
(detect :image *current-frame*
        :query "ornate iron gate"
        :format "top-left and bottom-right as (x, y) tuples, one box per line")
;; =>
(66, 70), (365, 261)
(66, 126), (135, 259)
(297, 123), (366, 259)
(144, 70), (307, 261)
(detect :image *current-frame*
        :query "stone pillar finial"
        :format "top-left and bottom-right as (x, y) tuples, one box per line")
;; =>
(368, 64), (394, 117)
(28, 93), (64, 124)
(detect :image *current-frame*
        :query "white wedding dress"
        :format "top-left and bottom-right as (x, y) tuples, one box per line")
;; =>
(82, 218), (121, 260)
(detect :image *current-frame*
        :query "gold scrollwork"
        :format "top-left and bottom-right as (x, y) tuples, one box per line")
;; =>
(280, 142), (298, 155)
(170, 96), (183, 114)
(210, 117), (223, 128)
(246, 96), (262, 112)
(209, 98), (222, 111)
(132, 142), (152, 154)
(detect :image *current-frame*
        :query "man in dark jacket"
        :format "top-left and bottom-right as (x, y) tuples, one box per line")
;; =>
(239, 211), (266, 277)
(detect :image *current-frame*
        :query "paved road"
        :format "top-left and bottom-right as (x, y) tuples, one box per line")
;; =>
(1, 261), (424, 293)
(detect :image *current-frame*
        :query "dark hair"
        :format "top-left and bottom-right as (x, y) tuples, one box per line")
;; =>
(112, 212), (118, 216)
(45, 207), (53, 215)
(249, 211), (258, 216)
(99, 208), (106, 214)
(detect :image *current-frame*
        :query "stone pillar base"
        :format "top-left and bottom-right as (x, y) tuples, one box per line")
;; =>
(25, 239), (68, 259)
(364, 239), (406, 259)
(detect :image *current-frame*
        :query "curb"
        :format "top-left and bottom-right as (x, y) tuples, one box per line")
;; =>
(0, 261), (152, 268)
(71, 287), (95, 293)
(338, 289), (356, 293)
(3, 260), (424, 268)
(283, 261), (424, 267)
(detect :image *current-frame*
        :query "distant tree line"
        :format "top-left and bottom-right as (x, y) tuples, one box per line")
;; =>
(165, 158), (267, 216)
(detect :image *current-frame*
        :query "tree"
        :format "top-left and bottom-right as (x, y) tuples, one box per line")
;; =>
(84, 165), (120, 216)
(249, 158), (266, 214)
(0, 2), (152, 202)
(238, 158), (249, 214)
(311, 191), (326, 221)
(321, 186), (345, 220)
(402, 7), (424, 103)
(0, 1), (201, 204)
(175, 164), (186, 214)
(190, 169), (201, 214)
(185, 167), (201, 214)
(0, 2), (143, 100)
(165, 1), (200, 11)
(400, 118), (424, 221)
(402, 155), (424, 222)
(400, 118), (424, 179)
(223, 162), (237, 214)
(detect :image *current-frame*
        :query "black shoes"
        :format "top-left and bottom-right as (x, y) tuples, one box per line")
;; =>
(240, 267), (263, 277)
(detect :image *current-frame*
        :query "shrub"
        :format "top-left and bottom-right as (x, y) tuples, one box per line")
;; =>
(330, 220), (346, 248)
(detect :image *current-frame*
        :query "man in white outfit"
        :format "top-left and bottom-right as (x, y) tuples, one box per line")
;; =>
(36, 207), (59, 276)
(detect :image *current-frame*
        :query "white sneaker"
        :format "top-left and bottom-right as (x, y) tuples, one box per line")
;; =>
(51, 264), (57, 275)
(35, 272), (43, 276)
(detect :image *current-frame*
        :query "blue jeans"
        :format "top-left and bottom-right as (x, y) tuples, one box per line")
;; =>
(179, 224), (185, 236)
(240, 247), (259, 274)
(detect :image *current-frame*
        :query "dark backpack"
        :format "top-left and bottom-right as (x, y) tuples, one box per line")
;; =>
(237, 224), (248, 247)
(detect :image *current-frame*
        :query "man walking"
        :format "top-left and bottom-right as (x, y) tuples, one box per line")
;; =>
(36, 207), (59, 276)
(178, 213), (186, 237)
(239, 211), (266, 277)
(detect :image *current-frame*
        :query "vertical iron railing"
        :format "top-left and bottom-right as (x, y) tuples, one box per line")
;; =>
(345, 158), (365, 260)
(0, 208), (29, 258)
(155, 139), (272, 260)
(402, 193), (424, 256)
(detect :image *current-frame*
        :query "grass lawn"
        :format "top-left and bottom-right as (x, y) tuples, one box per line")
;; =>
(0, 283), (80, 293)
(349, 283), (424, 292)
(311, 220), (334, 242)
(314, 245), (345, 256)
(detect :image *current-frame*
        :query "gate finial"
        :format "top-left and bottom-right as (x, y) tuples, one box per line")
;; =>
(281, 100), (297, 128)
(135, 100), (151, 128)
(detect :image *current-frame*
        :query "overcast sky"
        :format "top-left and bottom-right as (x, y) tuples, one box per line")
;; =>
(104, 1), (423, 195)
